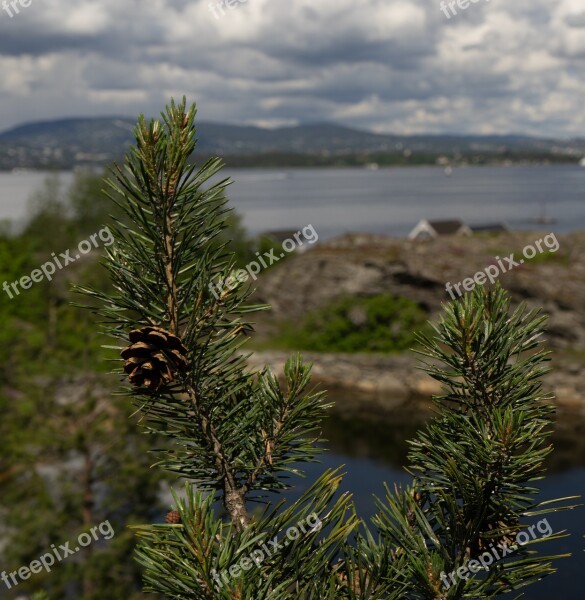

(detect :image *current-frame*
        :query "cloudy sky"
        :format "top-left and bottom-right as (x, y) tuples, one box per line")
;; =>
(0, 0), (584, 137)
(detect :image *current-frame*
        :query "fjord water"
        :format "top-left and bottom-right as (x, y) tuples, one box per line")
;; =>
(1, 165), (585, 235)
(226, 164), (585, 237)
(1, 166), (584, 595)
(0, 170), (75, 227)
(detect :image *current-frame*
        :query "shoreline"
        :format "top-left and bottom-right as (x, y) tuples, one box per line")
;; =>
(0, 161), (583, 174)
(247, 350), (585, 419)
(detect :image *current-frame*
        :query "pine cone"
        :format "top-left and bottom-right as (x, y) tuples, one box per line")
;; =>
(121, 326), (188, 391)
(165, 510), (181, 524)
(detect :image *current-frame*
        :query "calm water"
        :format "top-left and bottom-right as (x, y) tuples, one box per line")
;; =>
(225, 165), (585, 238)
(2, 167), (584, 595)
(1, 165), (585, 237)
(0, 171), (74, 228)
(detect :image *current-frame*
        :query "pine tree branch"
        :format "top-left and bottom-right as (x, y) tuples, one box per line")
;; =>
(242, 405), (290, 495)
(184, 382), (250, 530)
(163, 206), (179, 335)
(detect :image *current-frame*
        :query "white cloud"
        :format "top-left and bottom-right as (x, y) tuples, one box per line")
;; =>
(0, 0), (583, 137)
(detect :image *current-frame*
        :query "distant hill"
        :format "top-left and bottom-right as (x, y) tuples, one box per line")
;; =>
(0, 117), (584, 170)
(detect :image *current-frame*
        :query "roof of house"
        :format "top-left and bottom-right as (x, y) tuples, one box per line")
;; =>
(410, 219), (511, 240)
(426, 219), (467, 235)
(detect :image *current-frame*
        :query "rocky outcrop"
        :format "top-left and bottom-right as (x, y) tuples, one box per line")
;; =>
(248, 231), (585, 413)
(247, 350), (585, 417)
(252, 231), (585, 349)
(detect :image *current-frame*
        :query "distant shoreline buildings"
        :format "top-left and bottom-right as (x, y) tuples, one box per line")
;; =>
(408, 219), (509, 241)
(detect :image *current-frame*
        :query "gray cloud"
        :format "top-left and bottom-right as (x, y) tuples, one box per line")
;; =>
(0, 0), (583, 136)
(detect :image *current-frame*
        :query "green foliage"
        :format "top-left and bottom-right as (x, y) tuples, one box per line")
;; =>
(0, 374), (166, 600)
(0, 171), (117, 379)
(0, 253), (107, 379)
(23, 175), (72, 250)
(524, 250), (568, 266)
(68, 168), (116, 235)
(0, 172), (170, 599)
(257, 234), (289, 268)
(85, 99), (576, 599)
(277, 294), (427, 353)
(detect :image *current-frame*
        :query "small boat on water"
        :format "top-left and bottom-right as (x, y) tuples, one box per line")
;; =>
(579, 157), (585, 167)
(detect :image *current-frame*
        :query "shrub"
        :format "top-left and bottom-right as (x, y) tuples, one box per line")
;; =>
(278, 294), (427, 353)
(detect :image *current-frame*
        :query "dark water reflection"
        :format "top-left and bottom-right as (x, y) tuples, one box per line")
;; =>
(282, 400), (584, 598)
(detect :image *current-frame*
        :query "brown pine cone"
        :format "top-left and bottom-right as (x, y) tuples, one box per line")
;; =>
(165, 510), (181, 524)
(121, 326), (188, 391)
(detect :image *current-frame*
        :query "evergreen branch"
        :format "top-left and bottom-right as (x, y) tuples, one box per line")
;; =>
(369, 285), (577, 598)
(184, 380), (251, 530)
